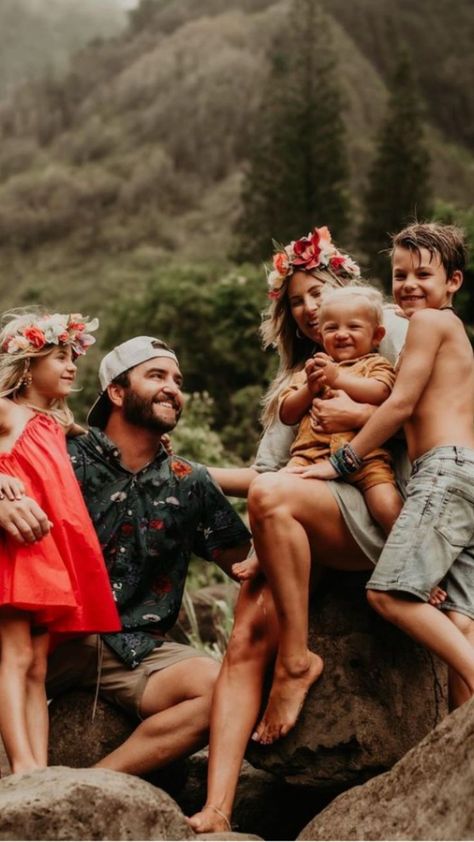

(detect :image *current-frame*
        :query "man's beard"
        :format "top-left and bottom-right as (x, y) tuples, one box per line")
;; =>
(122, 388), (181, 433)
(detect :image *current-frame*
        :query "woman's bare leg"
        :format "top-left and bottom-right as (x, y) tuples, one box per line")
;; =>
(26, 631), (49, 767)
(0, 609), (40, 773)
(188, 576), (279, 832)
(249, 472), (370, 744)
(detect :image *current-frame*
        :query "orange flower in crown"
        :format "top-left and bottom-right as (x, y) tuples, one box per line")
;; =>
(266, 226), (361, 298)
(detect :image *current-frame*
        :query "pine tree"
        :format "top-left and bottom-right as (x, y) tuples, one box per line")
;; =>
(359, 53), (432, 289)
(234, 0), (350, 262)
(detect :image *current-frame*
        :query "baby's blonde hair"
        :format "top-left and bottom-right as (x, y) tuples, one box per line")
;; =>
(0, 308), (74, 428)
(318, 284), (385, 328)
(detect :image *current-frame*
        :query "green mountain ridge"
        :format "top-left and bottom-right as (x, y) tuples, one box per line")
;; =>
(0, 0), (472, 315)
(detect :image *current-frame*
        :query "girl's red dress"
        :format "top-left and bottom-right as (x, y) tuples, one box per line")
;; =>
(0, 413), (120, 635)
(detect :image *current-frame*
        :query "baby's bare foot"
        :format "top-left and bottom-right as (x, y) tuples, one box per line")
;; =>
(232, 555), (260, 582)
(429, 586), (447, 606)
(252, 651), (323, 745)
(187, 804), (231, 833)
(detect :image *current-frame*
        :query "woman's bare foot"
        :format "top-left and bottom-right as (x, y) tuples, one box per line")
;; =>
(252, 651), (323, 745)
(187, 804), (232, 833)
(232, 554), (260, 582)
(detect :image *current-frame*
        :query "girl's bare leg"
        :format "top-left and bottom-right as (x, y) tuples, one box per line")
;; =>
(0, 609), (40, 773)
(249, 472), (370, 744)
(26, 631), (49, 766)
(188, 576), (279, 833)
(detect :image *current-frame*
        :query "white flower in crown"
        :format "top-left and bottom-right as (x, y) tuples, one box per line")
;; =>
(6, 335), (30, 353)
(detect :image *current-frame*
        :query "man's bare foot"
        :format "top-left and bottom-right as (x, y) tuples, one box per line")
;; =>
(187, 804), (232, 833)
(252, 650), (323, 745)
(429, 585), (447, 607)
(232, 554), (260, 582)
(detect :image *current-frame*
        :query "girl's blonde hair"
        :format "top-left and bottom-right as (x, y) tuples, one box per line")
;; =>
(0, 308), (96, 429)
(318, 284), (385, 328)
(260, 268), (357, 426)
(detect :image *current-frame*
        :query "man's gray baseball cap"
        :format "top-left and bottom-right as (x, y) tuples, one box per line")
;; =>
(87, 336), (178, 429)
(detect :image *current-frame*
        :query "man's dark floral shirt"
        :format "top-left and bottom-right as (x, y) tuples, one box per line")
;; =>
(67, 428), (250, 668)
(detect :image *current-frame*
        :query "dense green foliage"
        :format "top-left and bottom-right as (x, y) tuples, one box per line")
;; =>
(235, 0), (349, 261)
(359, 54), (432, 289)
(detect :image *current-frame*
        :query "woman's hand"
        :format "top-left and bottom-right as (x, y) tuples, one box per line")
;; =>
(284, 460), (338, 480)
(0, 473), (25, 501)
(310, 390), (375, 434)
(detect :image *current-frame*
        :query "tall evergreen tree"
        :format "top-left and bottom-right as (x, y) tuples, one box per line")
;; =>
(359, 53), (432, 289)
(235, 0), (350, 262)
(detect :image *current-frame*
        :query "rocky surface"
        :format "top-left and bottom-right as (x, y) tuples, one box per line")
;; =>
(0, 767), (194, 840)
(49, 691), (135, 767)
(298, 695), (474, 841)
(247, 570), (448, 789)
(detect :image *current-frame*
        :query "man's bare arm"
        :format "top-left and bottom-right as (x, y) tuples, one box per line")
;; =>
(0, 497), (51, 544)
(207, 467), (257, 498)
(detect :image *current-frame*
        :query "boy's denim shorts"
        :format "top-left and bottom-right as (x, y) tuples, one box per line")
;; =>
(367, 446), (474, 620)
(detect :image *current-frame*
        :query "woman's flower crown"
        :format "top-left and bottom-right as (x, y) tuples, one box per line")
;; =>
(267, 226), (361, 299)
(2, 313), (99, 356)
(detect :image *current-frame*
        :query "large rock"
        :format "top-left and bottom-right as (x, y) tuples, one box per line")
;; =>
(0, 767), (194, 840)
(247, 570), (447, 789)
(48, 691), (135, 767)
(298, 695), (474, 841)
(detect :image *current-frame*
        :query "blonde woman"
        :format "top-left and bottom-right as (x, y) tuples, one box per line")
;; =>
(190, 227), (409, 833)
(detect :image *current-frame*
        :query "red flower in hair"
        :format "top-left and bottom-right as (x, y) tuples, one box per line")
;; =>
(23, 327), (46, 348)
(329, 256), (346, 271)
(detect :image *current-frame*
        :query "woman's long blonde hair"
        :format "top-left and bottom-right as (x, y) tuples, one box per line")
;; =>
(0, 309), (74, 429)
(260, 268), (358, 426)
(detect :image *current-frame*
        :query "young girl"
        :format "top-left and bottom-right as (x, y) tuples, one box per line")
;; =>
(0, 310), (121, 774)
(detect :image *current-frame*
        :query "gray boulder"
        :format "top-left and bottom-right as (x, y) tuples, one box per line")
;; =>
(298, 694), (474, 841)
(0, 766), (194, 840)
(247, 570), (447, 789)
(48, 691), (134, 767)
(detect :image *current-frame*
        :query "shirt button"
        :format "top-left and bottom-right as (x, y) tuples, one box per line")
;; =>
(127, 510), (132, 516)
(120, 547), (126, 553)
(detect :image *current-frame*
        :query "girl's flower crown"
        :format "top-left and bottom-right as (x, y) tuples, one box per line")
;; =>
(2, 313), (98, 357)
(267, 226), (361, 299)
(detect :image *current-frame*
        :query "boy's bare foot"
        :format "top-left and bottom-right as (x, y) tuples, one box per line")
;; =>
(252, 651), (323, 745)
(429, 586), (447, 607)
(187, 804), (231, 833)
(232, 554), (260, 582)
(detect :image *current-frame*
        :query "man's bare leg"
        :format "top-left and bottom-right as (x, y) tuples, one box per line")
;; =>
(248, 473), (369, 744)
(367, 592), (474, 697)
(95, 657), (219, 775)
(188, 576), (279, 833)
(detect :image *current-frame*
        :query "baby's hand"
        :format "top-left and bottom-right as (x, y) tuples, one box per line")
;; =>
(0, 473), (25, 501)
(305, 357), (326, 395)
(313, 352), (339, 387)
(232, 555), (260, 582)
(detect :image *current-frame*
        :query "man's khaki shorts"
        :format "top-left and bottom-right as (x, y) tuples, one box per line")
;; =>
(46, 634), (209, 719)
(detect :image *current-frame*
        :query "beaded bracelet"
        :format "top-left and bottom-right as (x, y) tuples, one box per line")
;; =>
(329, 443), (363, 477)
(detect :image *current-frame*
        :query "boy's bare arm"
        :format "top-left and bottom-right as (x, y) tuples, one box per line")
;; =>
(347, 311), (443, 458)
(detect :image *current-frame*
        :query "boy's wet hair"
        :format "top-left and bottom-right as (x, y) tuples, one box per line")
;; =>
(391, 222), (467, 279)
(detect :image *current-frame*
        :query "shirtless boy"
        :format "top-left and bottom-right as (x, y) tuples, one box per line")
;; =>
(310, 222), (474, 710)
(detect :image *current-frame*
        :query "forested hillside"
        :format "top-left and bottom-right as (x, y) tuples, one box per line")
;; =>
(0, 0), (127, 96)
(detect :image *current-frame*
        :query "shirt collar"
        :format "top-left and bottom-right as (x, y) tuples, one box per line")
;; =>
(87, 426), (168, 472)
